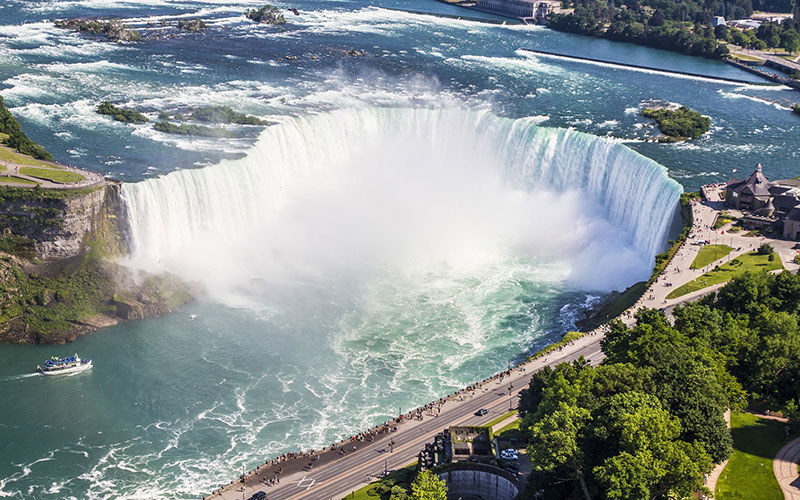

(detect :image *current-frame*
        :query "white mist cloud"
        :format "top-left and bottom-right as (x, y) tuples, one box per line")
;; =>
(123, 107), (658, 309)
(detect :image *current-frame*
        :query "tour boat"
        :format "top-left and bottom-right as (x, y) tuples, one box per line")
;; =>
(36, 354), (92, 376)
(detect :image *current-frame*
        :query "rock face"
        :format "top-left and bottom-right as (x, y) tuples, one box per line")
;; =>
(0, 184), (130, 260)
(0, 182), (193, 344)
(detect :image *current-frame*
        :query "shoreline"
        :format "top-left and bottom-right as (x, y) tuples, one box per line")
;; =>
(520, 48), (778, 86)
(209, 183), (800, 499)
(205, 194), (703, 499)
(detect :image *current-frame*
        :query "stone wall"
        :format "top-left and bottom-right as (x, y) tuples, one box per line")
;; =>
(438, 465), (519, 500)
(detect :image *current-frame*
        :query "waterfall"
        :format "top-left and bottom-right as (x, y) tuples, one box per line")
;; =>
(121, 107), (682, 294)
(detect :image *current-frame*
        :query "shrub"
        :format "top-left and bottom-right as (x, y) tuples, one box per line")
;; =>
(758, 243), (774, 255)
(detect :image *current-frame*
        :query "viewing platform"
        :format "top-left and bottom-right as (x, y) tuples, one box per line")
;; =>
(0, 144), (104, 190)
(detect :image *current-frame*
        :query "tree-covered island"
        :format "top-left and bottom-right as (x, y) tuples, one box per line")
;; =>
(54, 18), (142, 42)
(641, 106), (711, 141)
(97, 101), (149, 123)
(94, 102), (268, 137)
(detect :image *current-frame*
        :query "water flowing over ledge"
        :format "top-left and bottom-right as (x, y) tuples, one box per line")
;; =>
(121, 107), (682, 286)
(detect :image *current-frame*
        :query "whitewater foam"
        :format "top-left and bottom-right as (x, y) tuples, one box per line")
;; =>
(121, 107), (681, 304)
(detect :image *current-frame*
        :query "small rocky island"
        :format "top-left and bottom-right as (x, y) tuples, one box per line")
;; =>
(54, 18), (142, 42)
(641, 105), (710, 142)
(0, 96), (191, 344)
(95, 101), (268, 137)
(245, 5), (287, 25)
(97, 101), (149, 123)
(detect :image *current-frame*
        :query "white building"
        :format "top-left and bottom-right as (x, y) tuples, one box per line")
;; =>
(476, 0), (561, 20)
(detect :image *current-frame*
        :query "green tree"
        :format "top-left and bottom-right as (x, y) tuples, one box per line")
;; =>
(593, 393), (712, 500)
(528, 402), (594, 500)
(410, 470), (447, 500)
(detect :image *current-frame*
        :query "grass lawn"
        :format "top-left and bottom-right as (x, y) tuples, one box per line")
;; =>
(19, 167), (84, 184)
(343, 462), (416, 500)
(486, 410), (518, 429)
(0, 146), (52, 168)
(690, 244), (734, 269)
(529, 330), (587, 360)
(666, 252), (783, 299)
(0, 176), (39, 185)
(714, 213), (735, 229)
(496, 418), (521, 435)
(716, 412), (791, 500)
(731, 53), (766, 62)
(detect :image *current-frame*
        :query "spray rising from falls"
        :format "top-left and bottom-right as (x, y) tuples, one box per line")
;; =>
(121, 107), (682, 305)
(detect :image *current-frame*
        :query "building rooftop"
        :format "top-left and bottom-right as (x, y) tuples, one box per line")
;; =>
(727, 163), (772, 197)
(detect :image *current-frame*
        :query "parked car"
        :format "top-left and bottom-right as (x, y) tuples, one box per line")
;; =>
(500, 449), (519, 460)
(247, 491), (267, 500)
(475, 408), (488, 416)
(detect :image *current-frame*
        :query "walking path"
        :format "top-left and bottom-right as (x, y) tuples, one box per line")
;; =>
(207, 184), (798, 500)
(628, 185), (798, 320)
(0, 145), (104, 189)
(705, 409), (731, 496)
(775, 437), (800, 500)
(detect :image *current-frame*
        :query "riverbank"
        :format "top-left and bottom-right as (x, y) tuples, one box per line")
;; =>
(204, 186), (722, 499)
(206, 180), (800, 499)
(725, 57), (800, 90)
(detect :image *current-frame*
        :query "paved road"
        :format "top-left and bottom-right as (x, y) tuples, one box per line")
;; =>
(212, 335), (605, 500)
(775, 437), (800, 500)
(728, 45), (800, 73)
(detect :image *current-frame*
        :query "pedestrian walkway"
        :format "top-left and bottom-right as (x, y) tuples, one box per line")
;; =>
(705, 409), (731, 497)
(0, 145), (104, 190)
(490, 413), (519, 434)
(775, 437), (800, 500)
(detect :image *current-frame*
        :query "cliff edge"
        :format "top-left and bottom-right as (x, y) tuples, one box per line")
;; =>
(0, 182), (192, 344)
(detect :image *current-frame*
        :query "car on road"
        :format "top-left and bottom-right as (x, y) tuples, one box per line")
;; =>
(247, 492), (267, 500)
(475, 409), (488, 416)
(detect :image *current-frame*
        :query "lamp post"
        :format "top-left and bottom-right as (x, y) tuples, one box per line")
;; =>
(508, 383), (514, 411)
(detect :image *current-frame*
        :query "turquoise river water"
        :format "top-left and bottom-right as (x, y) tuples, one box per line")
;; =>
(0, 0), (798, 498)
